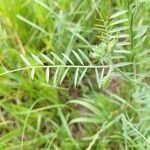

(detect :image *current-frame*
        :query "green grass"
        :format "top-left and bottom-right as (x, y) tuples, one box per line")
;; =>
(0, 0), (150, 149)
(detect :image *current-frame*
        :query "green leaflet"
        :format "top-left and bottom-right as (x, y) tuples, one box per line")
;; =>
(110, 10), (128, 19)
(20, 54), (31, 66)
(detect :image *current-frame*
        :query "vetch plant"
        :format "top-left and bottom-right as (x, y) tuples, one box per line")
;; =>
(0, 0), (150, 149)
(0, 9), (142, 89)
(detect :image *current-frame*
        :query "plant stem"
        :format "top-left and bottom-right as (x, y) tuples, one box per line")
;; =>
(0, 65), (111, 77)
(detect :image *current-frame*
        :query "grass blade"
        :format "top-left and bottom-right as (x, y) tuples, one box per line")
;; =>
(17, 15), (49, 35)
(69, 100), (102, 117)
(69, 117), (100, 124)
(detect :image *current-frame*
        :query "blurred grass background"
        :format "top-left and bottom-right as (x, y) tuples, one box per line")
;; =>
(0, 0), (150, 149)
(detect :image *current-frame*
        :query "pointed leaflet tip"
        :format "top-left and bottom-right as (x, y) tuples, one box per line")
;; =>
(20, 54), (32, 66)
(31, 53), (43, 65)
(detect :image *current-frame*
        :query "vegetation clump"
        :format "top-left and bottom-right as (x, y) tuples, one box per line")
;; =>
(0, 0), (149, 149)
